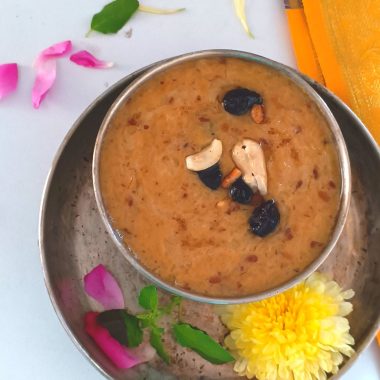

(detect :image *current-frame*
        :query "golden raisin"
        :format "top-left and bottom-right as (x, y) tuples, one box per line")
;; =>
(250, 104), (265, 124)
(221, 167), (242, 189)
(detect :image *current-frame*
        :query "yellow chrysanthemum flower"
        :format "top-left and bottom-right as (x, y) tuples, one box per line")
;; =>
(219, 272), (355, 380)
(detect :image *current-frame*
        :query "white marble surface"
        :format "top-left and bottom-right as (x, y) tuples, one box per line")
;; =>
(0, 0), (378, 378)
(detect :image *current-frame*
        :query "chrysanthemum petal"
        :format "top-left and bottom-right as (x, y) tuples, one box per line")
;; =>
(84, 312), (154, 368)
(0, 63), (18, 100)
(139, 5), (186, 14)
(84, 264), (124, 309)
(318, 368), (328, 380)
(331, 351), (343, 365)
(339, 344), (355, 357)
(339, 301), (353, 316)
(70, 50), (114, 69)
(233, 0), (254, 38)
(342, 289), (355, 300)
(32, 40), (72, 108)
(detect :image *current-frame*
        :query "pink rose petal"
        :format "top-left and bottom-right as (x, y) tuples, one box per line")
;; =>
(85, 312), (155, 369)
(36, 40), (72, 62)
(84, 264), (125, 309)
(0, 63), (18, 100)
(32, 40), (72, 109)
(32, 59), (56, 109)
(70, 50), (113, 69)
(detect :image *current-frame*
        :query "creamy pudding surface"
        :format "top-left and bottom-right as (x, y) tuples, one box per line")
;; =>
(99, 57), (341, 297)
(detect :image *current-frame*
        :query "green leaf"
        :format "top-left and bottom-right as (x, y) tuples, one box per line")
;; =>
(160, 295), (182, 315)
(123, 313), (143, 347)
(97, 310), (129, 346)
(91, 0), (139, 34)
(150, 327), (170, 364)
(136, 312), (152, 320)
(168, 295), (182, 310)
(138, 285), (158, 311)
(173, 323), (234, 364)
(139, 316), (153, 329)
(97, 310), (143, 348)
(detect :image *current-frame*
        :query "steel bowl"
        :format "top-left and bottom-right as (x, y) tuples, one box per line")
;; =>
(92, 50), (351, 304)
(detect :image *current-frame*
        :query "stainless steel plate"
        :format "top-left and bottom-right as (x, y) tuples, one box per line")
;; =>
(39, 62), (380, 380)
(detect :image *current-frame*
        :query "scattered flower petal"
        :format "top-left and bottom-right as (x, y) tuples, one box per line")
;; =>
(0, 63), (18, 100)
(84, 264), (125, 309)
(32, 40), (72, 109)
(35, 40), (72, 63)
(233, 0), (253, 38)
(219, 272), (355, 380)
(85, 312), (155, 369)
(139, 5), (186, 14)
(70, 50), (114, 69)
(32, 59), (57, 109)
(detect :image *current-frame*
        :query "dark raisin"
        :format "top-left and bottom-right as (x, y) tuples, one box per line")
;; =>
(249, 199), (280, 237)
(222, 88), (263, 115)
(229, 177), (253, 204)
(197, 163), (222, 190)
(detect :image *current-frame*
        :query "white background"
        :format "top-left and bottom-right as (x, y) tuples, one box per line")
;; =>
(0, 0), (379, 378)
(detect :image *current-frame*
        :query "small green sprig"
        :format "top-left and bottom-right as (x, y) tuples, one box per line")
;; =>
(96, 285), (233, 366)
(135, 285), (181, 363)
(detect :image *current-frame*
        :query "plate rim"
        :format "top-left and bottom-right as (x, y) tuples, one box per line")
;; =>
(38, 66), (153, 380)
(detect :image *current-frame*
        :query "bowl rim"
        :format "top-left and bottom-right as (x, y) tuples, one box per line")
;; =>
(92, 49), (351, 304)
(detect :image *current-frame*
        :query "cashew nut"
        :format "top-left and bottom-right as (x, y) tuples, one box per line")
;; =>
(185, 139), (223, 171)
(232, 139), (267, 195)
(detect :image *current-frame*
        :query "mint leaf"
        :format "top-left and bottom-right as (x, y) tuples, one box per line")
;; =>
(97, 310), (143, 348)
(136, 310), (155, 328)
(150, 327), (170, 364)
(140, 318), (151, 329)
(136, 312), (152, 320)
(91, 0), (139, 34)
(173, 323), (234, 364)
(97, 310), (129, 346)
(123, 313), (143, 347)
(96, 309), (143, 347)
(162, 295), (182, 314)
(138, 285), (158, 311)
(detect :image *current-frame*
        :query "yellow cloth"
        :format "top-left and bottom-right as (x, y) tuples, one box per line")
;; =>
(287, 0), (380, 348)
(287, 0), (380, 144)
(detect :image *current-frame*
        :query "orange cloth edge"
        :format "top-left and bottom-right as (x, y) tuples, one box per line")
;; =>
(302, 0), (351, 104)
(285, 8), (325, 84)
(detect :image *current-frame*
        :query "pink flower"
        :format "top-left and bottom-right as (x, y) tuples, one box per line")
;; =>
(32, 40), (72, 108)
(0, 63), (18, 100)
(84, 264), (125, 310)
(70, 50), (113, 69)
(85, 312), (155, 369)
